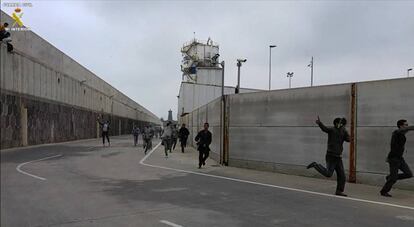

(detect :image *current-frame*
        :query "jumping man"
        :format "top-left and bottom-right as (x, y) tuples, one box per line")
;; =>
(307, 116), (350, 196)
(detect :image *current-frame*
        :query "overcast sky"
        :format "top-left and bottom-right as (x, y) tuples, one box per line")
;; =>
(2, 0), (414, 119)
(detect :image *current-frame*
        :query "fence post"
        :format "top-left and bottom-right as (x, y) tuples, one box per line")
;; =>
(222, 95), (230, 166)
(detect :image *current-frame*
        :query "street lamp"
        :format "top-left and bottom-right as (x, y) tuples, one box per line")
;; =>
(408, 68), (413, 77)
(308, 56), (314, 86)
(269, 45), (276, 90)
(220, 60), (225, 165)
(220, 61), (225, 99)
(286, 72), (294, 89)
(236, 59), (247, 94)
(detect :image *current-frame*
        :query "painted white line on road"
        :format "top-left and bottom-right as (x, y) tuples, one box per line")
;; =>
(140, 143), (414, 211)
(160, 220), (183, 227)
(139, 142), (162, 164)
(16, 154), (63, 181)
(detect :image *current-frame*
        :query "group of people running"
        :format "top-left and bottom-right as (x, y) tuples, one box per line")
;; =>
(98, 115), (413, 197)
(97, 117), (196, 155)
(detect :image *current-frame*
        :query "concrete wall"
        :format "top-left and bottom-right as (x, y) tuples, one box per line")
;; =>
(1, 11), (160, 149)
(227, 85), (351, 176)
(0, 11), (159, 123)
(355, 79), (414, 187)
(182, 97), (222, 162)
(0, 90), (149, 149)
(183, 78), (414, 189)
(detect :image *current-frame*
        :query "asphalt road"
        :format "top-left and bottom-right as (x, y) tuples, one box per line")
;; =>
(1, 136), (414, 227)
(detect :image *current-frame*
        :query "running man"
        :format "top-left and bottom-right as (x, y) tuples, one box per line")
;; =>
(97, 117), (111, 147)
(131, 125), (140, 147)
(380, 119), (414, 197)
(178, 123), (190, 153)
(161, 122), (173, 158)
(307, 116), (350, 196)
(195, 122), (212, 169)
(142, 125), (154, 154)
(172, 124), (179, 150)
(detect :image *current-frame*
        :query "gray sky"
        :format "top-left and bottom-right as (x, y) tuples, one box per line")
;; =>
(3, 0), (414, 119)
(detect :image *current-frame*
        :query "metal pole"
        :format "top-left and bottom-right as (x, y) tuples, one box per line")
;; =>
(220, 61), (225, 165)
(236, 62), (241, 94)
(221, 61), (225, 98)
(269, 45), (276, 90)
(287, 72), (293, 89)
(269, 47), (271, 90)
(311, 56), (314, 87)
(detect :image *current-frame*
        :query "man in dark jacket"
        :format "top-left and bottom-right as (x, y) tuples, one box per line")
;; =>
(131, 125), (140, 147)
(178, 123), (190, 153)
(97, 116), (111, 147)
(195, 122), (212, 169)
(380, 119), (414, 197)
(307, 116), (350, 196)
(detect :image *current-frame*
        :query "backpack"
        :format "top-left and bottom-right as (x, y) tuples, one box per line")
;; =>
(103, 123), (109, 132)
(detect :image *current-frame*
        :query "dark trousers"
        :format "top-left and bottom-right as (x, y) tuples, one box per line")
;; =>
(102, 132), (110, 144)
(133, 135), (138, 146)
(180, 137), (188, 153)
(381, 158), (413, 193)
(314, 155), (346, 192)
(0, 31), (10, 41)
(163, 137), (172, 156)
(144, 138), (152, 154)
(172, 138), (178, 150)
(199, 149), (209, 167)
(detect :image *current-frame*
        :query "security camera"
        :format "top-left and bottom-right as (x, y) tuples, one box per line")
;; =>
(212, 54), (220, 61)
(237, 59), (247, 63)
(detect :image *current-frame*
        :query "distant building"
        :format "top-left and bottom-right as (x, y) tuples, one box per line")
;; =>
(168, 109), (173, 121)
(161, 110), (177, 127)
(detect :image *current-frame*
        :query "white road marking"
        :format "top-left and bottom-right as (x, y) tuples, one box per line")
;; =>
(152, 187), (188, 192)
(16, 154), (63, 181)
(396, 215), (414, 221)
(140, 143), (414, 211)
(160, 220), (183, 227)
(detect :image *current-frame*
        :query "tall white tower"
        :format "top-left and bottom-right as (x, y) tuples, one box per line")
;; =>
(178, 38), (223, 118)
(180, 38), (222, 85)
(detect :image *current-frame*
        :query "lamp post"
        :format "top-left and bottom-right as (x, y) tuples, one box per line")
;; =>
(408, 68), (413, 77)
(287, 72), (294, 89)
(308, 56), (314, 86)
(236, 59), (247, 94)
(269, 45), (276, 90)
(221, 61), (225, 98)
(220, 60), (225, 165)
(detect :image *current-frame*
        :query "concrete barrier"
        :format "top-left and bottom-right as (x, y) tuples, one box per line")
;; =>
(183, 78), (414, 189)
(228, 85), (352, 177)
(356, 78), (414, 188)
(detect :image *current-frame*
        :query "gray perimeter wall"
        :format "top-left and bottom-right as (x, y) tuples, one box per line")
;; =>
(1, 11), (160, 149)
(227, 85), (351, 177)
(355, 79), (414, 188)
(184, 78), (414, 189)
(181, 97), (222, 162)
